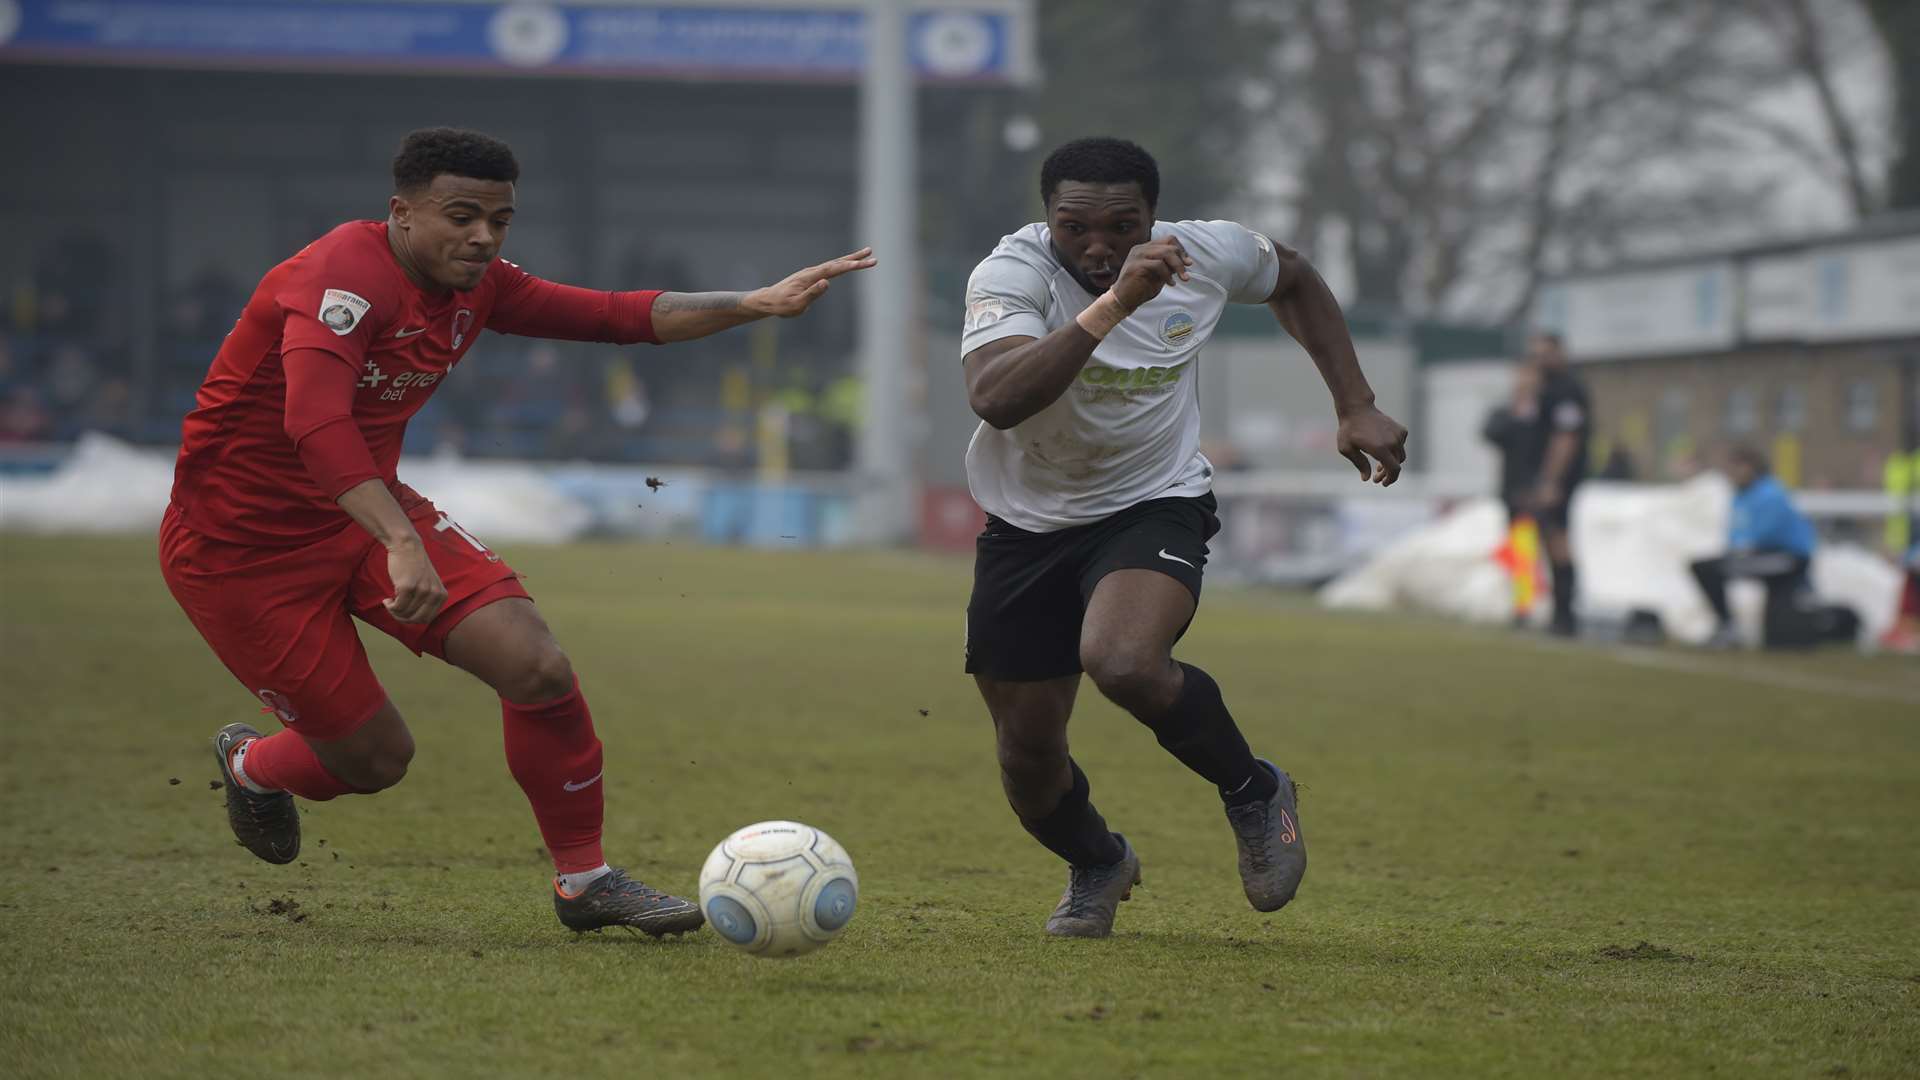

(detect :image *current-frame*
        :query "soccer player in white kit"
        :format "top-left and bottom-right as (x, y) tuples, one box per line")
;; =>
(960, 137), (1408, 937)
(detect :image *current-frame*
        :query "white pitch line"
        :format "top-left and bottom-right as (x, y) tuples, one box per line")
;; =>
(1518, 636), (1920, 707)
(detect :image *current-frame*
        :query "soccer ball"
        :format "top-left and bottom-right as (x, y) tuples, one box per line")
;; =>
(698, 820), (858, 958)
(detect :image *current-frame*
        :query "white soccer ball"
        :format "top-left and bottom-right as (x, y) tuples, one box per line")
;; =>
(698, 820), (858, 958)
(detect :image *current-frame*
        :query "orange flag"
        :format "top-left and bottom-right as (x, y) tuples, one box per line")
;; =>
(1493, 515), (1544, 618)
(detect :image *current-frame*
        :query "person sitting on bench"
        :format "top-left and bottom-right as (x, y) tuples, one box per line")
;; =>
(1690, 446), (1816, 649)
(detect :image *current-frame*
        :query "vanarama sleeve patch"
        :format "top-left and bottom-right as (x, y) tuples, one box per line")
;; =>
(965, 296), (1006, 333)
(318, 289), (371, 336)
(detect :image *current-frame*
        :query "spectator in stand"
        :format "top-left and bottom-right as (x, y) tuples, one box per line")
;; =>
(0, 386), (53, 443)
(1882, 543), (1920, 654)
(1689, 445), (1817, 649)
(553, 393), (594, 460)
(43, 343), (98, 433)
(78, 376), (134, 438)
(169, 264), (249, 341)
(605, 357), (650, 431)
(818, 373), (861, 471)
(1597, 442), (1638, 481)
(35, 232), (114, 335)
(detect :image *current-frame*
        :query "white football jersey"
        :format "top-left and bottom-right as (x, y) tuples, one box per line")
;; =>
(960, 219), (1281, 532)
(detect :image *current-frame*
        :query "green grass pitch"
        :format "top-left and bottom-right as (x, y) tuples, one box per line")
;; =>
(2, 534), (1917, 1078)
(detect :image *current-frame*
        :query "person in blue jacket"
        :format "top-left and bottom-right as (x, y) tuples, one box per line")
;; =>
(1689, 445), (1817, 648)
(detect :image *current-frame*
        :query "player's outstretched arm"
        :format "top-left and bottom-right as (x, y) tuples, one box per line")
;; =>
(652, 248), (876, 343)
(1264, 244), (1409, 486)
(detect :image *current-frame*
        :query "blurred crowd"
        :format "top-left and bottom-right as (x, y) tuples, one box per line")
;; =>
(2, 233), (136, 445)
(1, 235), (858, 470)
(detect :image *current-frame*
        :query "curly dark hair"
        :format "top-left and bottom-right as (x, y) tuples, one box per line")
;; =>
(1039, 137), (1159, 209)
(392, 127), (520, 193)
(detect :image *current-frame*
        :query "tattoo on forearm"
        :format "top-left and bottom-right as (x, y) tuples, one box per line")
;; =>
(653, 291), (746, 315)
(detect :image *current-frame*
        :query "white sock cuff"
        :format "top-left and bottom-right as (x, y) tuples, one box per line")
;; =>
(556, 864), (613, 896)
(229, 742), (275, 795)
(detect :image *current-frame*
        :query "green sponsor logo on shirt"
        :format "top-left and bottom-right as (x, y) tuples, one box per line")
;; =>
(1078, 360), (1190, 391)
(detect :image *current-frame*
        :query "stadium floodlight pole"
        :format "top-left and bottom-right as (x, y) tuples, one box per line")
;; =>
(853, 0), (919, 545)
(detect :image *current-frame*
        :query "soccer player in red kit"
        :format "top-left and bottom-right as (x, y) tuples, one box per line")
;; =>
(161, 128), (875, 935)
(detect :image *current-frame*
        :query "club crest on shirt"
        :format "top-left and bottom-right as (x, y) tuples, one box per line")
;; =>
(255, 688), (299, 724)
(452, 308), (475, 349)
(1160, 310), (1196, 347)
(318, 288), (370, 336)
(965, 295), (1004, 333)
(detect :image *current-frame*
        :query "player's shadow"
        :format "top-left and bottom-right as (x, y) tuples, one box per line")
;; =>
(1116, 927), (1410, 966)
(559, 929), (709, 948)
(1104, 929), (1288, 949)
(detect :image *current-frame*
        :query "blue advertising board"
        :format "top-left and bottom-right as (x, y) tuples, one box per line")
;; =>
(0, 0), (1033, 83)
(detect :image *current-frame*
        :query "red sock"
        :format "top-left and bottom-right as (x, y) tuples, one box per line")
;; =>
(238, 730), (359, 801)
(502, 678), (605, 874)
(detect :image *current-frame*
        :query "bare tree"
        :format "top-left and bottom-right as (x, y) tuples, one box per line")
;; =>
(1774, 0), (1876, 216)
(1865, 0), (1920, 208)
(921, 0), (1893, 323)
(1242, 0), (1888, 322)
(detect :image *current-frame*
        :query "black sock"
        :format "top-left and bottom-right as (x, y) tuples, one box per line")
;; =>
(1551, 561), (1577, 627)
(1018, 759), (1124, 867)
(1140, 663), (1276, 807)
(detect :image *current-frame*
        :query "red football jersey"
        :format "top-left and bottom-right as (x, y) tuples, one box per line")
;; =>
(171, 221), (658, 546)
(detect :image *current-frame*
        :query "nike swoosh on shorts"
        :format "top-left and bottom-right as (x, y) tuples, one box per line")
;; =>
(563, 772), (603, 792)
(393, 327), (427, 338)
(1158, 549), (1196, 569)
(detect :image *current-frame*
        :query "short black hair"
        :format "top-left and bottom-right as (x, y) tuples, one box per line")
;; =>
(392, 127), (520, 194)
(1729, 444), (1771, 475)
(1040, 137), (1159, 209)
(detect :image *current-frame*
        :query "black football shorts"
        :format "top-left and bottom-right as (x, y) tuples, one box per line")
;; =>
(964, 493), (1220, 681)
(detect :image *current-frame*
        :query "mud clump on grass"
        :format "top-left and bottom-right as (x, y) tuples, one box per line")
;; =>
(1597, 941), (1694, 962)
(254, 897), (308, 923)
(844, 1034), (929, 1054)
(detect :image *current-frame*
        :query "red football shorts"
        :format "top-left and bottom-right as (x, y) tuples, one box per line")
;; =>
(160, 485), (529, 740)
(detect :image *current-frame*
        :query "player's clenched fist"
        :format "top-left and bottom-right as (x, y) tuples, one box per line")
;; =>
(1337, 405), (1410, 487)
(1111, 237), (1194, 311)
(383, 539), (448, 624)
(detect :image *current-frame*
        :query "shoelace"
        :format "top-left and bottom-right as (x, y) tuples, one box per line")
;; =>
(1061, 865), (1111, 916)
(233, 786), (291, 838)
(593, 871), (678, 908)
(1228, 803), (1273, 872)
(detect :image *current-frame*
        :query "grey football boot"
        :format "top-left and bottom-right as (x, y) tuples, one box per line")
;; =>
(212, 722), (301, 865)
(554, 868), (705, 937)
(1044, 835), (1141, 938)
(1225, 759), (1305, 911)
